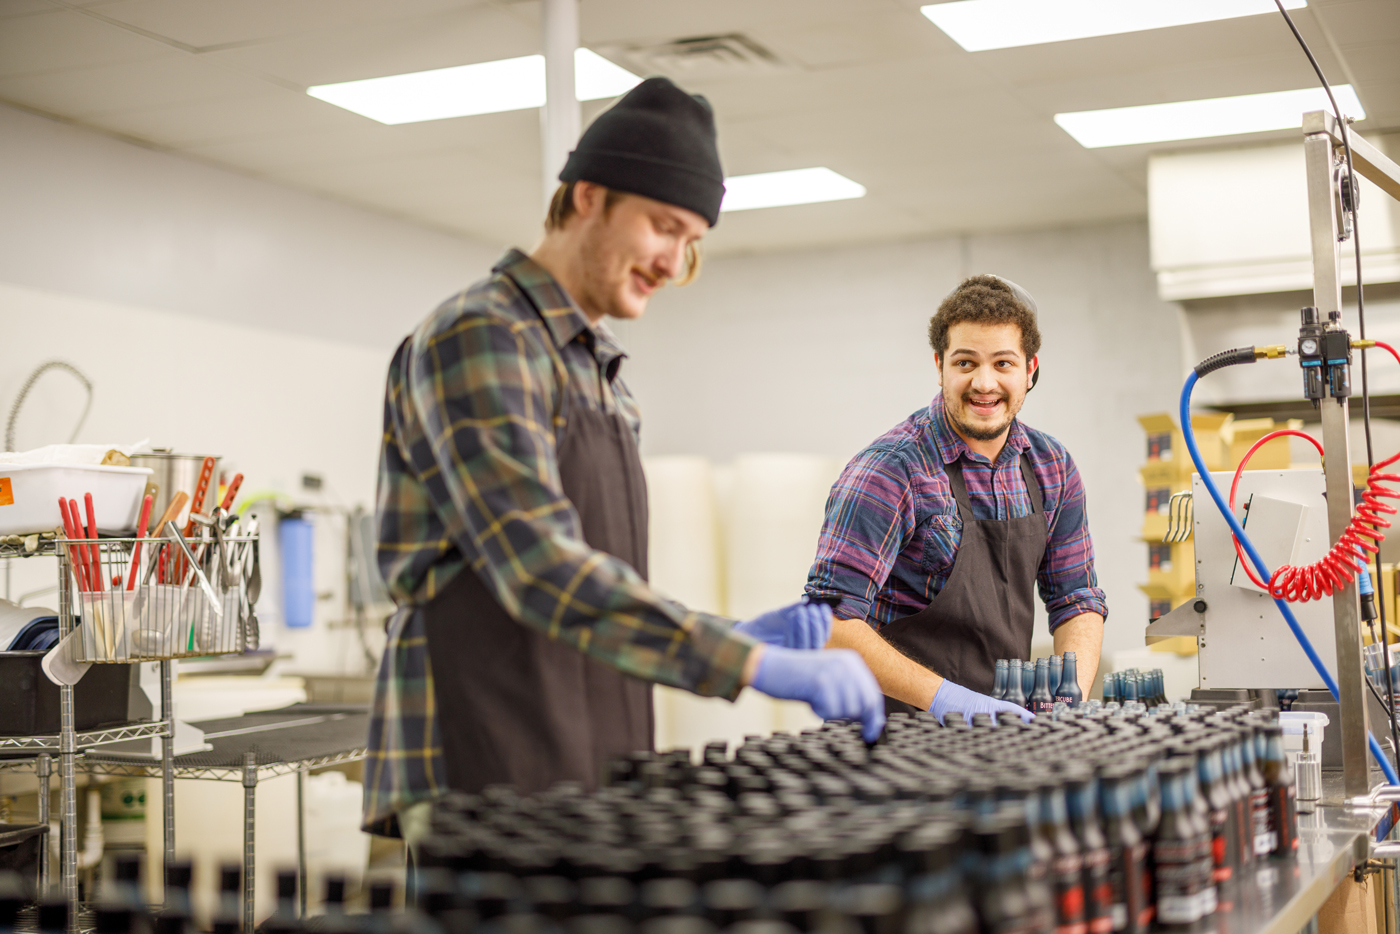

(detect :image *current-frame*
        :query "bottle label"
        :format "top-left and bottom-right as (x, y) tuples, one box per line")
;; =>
(1084, 847), (1113, 934)
(1209, 808), (1233, 882)
(1035, 700), (1057, 714)
(1251, 791), (1272, 856)
(1197, 884), (1217, 917)
(1052, 852), (1087, 934)
(1156, 895), (1199, 926)
(1154, 839), (1201, 925)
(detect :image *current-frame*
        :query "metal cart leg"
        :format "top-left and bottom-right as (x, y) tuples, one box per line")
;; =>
(296, 766), (307, 919)
(160, 660), (175, 903)
(242, 752), (257, 934)
(36, 754), (51, 896)
(60, 684), (79, 934)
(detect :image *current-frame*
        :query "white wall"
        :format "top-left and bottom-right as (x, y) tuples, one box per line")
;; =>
(0, 103), (499, 353)
(617, 221), (1187, 660)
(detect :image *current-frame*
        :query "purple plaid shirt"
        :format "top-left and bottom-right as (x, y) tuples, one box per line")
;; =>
(805, 394), (1107, 632)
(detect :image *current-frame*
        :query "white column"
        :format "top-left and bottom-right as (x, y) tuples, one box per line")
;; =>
(540, 0), (581, 211)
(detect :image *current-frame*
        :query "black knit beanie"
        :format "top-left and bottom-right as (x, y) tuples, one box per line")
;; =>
(559, 76), (726, 226)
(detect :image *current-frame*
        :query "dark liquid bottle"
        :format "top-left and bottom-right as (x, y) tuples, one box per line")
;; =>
(1063, 766), (1111, 934)
(1004, 661), (1028, 708)
(1196, 739), (1239, 887)
(156, 861), (194, 934)
(213, 864), (242, 934)
(1056, 654), (1083, 708)
(1050, 656), (1064, 701)
(1213, 727), (1254, 872)
(1238, 722), (1272, 858)
(1030, 660), (1056, 715)
(902, 824), (978, 934)
(971, 813), (1044, 934)
(993, 661), (1010, 701)
(1098, 764), (1149, 934)
(0, 873), (26, 934)
(1175, 749), (1216, 919)
(1260, 724), (1299, 856)
(1022, 661), (1036, 700)
(1102, 674), (1119, 706)
(1035, 779), (1086, 934)
(1153, 764), (1203, 926)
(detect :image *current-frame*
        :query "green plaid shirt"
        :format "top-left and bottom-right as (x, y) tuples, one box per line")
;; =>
(363, 249), (756, 835)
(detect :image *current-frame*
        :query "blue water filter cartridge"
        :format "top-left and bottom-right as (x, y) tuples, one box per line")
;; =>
(280, 515), (315, 629)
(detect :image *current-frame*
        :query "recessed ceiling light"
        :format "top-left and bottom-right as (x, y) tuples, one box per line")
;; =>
(1054, 85), (1365, 148)
(921, 0), (1306, 52)
(307, 49), (641, 125)
(720, 168), (866, 212)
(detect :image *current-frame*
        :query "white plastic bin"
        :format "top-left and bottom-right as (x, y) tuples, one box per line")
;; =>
(1280, 711), (1329, 761)
(0, 464), (152, 535)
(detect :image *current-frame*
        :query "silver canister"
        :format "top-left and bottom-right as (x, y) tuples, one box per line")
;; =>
(128, 451), (222, 529)
(1295, 726), (1322, 802)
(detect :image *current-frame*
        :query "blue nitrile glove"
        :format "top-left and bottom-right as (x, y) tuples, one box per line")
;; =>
(750, 645), (885, 742)
(733, 600), (833, 650)
(929, 680), (1034, 725)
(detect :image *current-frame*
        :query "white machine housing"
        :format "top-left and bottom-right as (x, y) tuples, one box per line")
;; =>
(1192, 466), (1338, 690)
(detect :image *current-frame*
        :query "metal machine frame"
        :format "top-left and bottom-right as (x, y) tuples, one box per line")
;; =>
(1303, 111), (1400, 798)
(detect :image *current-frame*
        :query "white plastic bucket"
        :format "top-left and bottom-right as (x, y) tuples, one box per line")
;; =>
(1280, 711), (1329, 761)
(0, 464), (152, 536)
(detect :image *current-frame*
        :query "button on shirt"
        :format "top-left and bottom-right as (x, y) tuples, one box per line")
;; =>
(805, 395), (1107, 632)
(365, 249), (756, 834)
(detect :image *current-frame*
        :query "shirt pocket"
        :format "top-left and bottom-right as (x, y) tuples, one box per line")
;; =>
(918, 512), (962, 579)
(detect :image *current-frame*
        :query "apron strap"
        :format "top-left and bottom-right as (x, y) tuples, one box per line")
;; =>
(943, 458), (974, 523)
(945, 451), (1046, 521)
(1019, 452), (1045, 515)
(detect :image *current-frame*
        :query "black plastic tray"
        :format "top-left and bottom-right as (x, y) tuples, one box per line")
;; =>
(0, 652), (142, 737)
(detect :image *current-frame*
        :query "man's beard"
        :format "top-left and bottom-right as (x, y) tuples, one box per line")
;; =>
(948, 391), (1023, 441)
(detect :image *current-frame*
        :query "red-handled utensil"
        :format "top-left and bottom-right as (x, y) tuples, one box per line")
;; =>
(219, 473), (244, 512)
(68, 498), (96, 593)
(58, 497), (90, 592)
(127, 493), (154, 591)
(83, 492), (103, 592)
(178, 457), (216, 580)
(150, 491), (190, 585)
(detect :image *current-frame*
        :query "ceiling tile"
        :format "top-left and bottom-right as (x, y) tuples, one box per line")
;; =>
(0, 9), (167, 77)
(0, 53), (269, 118)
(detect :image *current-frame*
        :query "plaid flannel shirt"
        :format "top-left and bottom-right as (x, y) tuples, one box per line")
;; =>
(805, 394), (1107, 632)
(364, 249), (756, 835)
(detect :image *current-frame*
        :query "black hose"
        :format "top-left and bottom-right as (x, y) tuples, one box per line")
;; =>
(1193, 347), (1257, 378)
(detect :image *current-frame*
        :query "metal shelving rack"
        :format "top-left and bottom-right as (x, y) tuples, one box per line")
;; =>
(0, 529), (256, 932)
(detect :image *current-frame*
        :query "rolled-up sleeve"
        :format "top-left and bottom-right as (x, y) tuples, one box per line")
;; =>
(804, 448), (916, 626)
(401, 312), (755, 699)
(1039, 453), (1108, 630)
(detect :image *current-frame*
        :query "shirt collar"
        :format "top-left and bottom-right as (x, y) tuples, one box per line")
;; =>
(493, 248), (629, 369)
(929, 393), (1030, 466)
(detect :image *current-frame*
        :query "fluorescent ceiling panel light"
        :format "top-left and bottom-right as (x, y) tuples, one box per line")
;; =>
(720, 168), (866, 212)
(307, 48), (641, 125)
(1054, 85), (1365, 148)
(921, 0), (1306, 52)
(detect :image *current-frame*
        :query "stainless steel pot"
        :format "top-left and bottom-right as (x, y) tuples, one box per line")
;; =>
(129, 451), (222, 529)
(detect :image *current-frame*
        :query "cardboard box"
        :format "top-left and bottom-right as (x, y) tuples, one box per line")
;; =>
(1148, 540), (1195, 591)
(1138, 412), (1231, 484)
(1228, 417), (1301, 470)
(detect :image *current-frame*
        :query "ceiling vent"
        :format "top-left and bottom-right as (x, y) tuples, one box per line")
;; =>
(603, 34), (785, 81)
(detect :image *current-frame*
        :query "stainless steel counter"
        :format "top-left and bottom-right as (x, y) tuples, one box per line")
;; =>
(1193, 773), (1396, 934)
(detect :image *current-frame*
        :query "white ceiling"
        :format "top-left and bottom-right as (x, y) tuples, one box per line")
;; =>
(1, 0), (1397, 255)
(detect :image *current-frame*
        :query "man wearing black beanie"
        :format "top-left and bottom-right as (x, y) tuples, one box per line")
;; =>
(365, 76), (884, 843)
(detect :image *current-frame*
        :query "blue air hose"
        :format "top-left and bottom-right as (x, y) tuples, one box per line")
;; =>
(1180, 370), (1399, 785)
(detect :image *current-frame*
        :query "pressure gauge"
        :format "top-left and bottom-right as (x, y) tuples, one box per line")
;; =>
(1300, 338), (1319, 355)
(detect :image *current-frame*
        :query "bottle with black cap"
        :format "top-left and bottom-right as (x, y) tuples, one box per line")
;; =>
(1061, 765), (1110, 934)
(1258, 723), (1298, 856)
(1098, 764), (1148, 934)
(212, 864), (242, 934)
(0, 873), (28, 934)
(155, 861), (194, 934)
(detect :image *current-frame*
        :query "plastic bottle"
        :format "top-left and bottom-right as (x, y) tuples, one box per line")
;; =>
(1056, 654), (1083, 708)
(1004, 661), (1028, 708)
(1030, 660), (1057, 715)
(1259, 724), (1299, 856)
(993, 661), (1010, 701)
(1152, 763), (1203, 926)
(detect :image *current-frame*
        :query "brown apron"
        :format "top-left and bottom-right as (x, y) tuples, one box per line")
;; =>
(422, 351), (654, 795)
(879, 453), (1048, 715)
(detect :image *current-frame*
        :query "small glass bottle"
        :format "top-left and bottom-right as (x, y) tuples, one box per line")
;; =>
(1057, 653), (1084, 708)
(1031, 659), (1057, 715)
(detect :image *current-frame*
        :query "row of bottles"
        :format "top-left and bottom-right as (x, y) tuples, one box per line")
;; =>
(1102, 671), (1168, 708)
(0, 709), (1298, 934)
(991, 653), (1083, 712)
